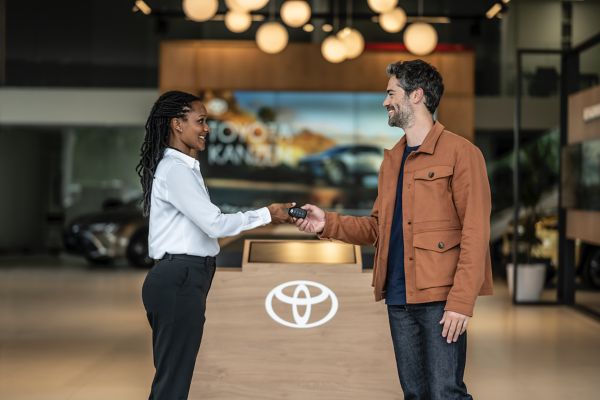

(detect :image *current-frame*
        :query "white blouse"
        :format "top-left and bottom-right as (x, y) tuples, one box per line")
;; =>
(148, 148), (271, 259)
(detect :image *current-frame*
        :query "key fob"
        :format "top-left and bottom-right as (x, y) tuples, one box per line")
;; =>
(288, 206), (308, 219)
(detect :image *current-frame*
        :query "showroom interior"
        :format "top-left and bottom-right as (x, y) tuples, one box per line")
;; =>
(0, 0), (599, 399)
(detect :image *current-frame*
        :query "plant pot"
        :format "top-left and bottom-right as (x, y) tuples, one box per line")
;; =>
(506, 263), (546, 302)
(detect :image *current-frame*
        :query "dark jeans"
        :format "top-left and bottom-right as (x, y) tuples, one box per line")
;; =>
(142, 254), (216, 400)
(388, 302), (472, 400)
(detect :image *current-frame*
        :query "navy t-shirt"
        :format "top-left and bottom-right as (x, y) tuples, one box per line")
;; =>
(385, 144), (420, 305)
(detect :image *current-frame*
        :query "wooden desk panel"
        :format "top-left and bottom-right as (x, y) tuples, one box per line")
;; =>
(190, 268), (398, 399)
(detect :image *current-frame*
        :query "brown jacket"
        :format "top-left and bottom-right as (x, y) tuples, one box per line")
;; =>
(320, 122), (493, 316)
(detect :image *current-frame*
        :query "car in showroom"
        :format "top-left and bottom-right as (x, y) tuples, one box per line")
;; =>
(298, 144), (384, 187)
(63, 198), (152, 268)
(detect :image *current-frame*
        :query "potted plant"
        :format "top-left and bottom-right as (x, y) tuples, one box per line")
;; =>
(506, 135), (557, 301)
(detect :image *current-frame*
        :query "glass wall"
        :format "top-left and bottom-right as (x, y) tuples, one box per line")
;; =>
(509, 52), (563, 303)
(570, 40), (600, 315)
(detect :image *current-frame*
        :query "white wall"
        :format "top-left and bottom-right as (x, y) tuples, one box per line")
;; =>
(476, 96), (560, 130)
(0, 88), (157, 126)
(500, 0), (600, 95)
(573, 1), (600, 46)
(0, 88), (156, 253)
(516, 1), (562, 50)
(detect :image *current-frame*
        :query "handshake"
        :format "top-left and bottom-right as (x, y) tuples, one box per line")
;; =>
(267, 202), (325, 234)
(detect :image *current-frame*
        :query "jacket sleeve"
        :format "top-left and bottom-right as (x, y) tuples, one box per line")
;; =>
(445, 144), (492, 316)
(319, 196), (379, 246)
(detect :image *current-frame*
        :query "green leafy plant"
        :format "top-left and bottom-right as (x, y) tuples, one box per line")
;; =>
(516, 133), (558, 263)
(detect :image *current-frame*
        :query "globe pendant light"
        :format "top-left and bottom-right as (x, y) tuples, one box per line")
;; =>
(236, 0), (269, 11)
(225, 10), (252, 33)
(367, 0), (397, 14)
(321, 35), (346, 64)
(281, 1), (312, 28)
(337, 27), (364, 59)
(225, 0), (247, 12)
(182, 0), (218, 22)
(403, 22), (438, 55)
(256, 22), (289, 54)
(379, 7), (407, 33)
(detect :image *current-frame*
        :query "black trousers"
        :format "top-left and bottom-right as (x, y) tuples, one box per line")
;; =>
(142, 254), (216, 400)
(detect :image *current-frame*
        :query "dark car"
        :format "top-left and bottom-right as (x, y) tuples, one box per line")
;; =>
(63, 199), (152, 268)
(298, 144), (384, 187)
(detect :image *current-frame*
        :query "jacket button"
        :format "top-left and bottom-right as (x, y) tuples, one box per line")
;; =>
(409, 257), (414, 261)
(428, 171), (435, 178)
(407, 220), (412, 225)
(438, 242), (445, 249)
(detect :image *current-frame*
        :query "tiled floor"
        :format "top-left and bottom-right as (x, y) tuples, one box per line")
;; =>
(0, 258), (599, 399)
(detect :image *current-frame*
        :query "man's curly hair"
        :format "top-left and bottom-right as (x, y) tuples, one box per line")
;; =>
(386, 60), (444, 115)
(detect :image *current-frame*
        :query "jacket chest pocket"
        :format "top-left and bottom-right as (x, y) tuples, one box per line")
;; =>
(412, 165), (454, 223)
(413, 229), (461, 290)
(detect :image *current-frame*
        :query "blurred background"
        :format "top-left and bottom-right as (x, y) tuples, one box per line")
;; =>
(0, 0), (599, 399)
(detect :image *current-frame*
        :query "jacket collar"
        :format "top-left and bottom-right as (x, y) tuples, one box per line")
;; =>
(418, 121), (445, 154)
(388, 120), (445, 157)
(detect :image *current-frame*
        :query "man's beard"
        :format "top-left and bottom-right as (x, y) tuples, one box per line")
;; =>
(387, 104), (413, 129)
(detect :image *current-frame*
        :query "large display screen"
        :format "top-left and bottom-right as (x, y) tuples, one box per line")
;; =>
(197, 91), (403, 212)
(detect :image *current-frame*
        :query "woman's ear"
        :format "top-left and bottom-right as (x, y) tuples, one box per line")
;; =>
(170, 117), (183, 133)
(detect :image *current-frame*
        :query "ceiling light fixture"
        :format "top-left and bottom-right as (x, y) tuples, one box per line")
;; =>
(486, 0), (511, 19)
(225, 10), (252, 32)
(367, 0), (398, 14)
(281, 1), (312, 28)
(256, 22), (289, 54)
(322, 0), (347, 63)
(256, 1), (288, 54)
(225, 0), (246, 12)
(403, 0), (438, 56)
(321, 36), (347, 63)
(337, 28), (364, 60)
(404, 22), (438, 55)
(133, 0), (152, 15)
(303, 23), (315, 32)
(486, 3), (502, 19)
(182, 0), (218, 22)
(337, 0), (364, 60)
(408, 16), (450, 24)
(236, 0), (270, 12)
(379, 7), (407, 33)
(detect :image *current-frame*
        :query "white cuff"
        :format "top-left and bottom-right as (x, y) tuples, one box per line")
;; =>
(257, 206), (272, 224)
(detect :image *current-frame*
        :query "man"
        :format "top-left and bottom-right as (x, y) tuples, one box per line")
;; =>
(295, 59), (493, 399)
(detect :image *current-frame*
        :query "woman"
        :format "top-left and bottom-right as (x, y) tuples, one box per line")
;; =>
(136, 91), (291, 399)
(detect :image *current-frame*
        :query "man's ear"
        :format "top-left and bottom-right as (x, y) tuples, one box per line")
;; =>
(411, 88), (425, 104)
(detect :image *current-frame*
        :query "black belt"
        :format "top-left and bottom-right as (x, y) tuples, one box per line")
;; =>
(160, 253), (216, 265)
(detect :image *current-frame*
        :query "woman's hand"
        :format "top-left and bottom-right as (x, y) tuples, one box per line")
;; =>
(267, 202), (295, 224)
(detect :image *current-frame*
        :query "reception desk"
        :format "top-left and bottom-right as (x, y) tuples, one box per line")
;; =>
(189, 239), (399, 399)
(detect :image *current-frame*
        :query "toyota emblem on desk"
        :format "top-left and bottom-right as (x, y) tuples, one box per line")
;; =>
(265, 280), (339, 329)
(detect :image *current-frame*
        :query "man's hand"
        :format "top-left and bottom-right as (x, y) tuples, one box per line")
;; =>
(267, 202), (295, 224)
(294, 204), (326, 234)
(440, 311), (470, 344)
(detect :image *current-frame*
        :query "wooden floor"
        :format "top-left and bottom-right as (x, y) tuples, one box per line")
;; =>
(1, 258), (599, 400)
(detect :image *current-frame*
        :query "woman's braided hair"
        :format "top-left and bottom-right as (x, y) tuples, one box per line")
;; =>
(136, 90), (200, 216)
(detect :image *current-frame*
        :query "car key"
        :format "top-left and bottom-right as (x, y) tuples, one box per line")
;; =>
(288, 206), (308, 219)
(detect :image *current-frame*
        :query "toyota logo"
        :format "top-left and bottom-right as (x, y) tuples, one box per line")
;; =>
(265, 280), (339, 329)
